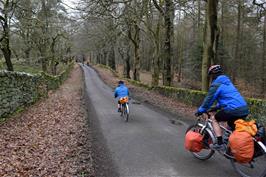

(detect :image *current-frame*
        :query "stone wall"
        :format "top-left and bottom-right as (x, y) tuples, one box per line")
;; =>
(0, 63), (73, 118)
(0, 72), (46, 118)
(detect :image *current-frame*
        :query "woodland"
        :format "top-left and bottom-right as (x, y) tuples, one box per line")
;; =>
(0, 0), (266, 98)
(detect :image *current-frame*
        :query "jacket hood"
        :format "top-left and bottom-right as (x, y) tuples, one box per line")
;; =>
(212, 75), (231, 85)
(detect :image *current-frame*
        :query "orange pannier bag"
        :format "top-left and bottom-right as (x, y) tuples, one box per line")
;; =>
(229, 131), (254, 163)
(234, 119), (257, 136)
(184, 130), (203, 152)
(119, 97), (128, 104)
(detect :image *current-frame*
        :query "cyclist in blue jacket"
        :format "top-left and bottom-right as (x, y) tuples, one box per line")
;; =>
(195, 65), (249, 151)
(114, 80), (129, 112)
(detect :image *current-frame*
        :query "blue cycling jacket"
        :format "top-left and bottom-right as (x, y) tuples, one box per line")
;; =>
(198, 75), (249, 116)
(114, 83), (129, 99)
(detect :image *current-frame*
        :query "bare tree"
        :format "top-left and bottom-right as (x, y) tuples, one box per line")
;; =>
(152, 0), (175, 86)
(0, 0), (17, 71)
(201, 0), (219, 91)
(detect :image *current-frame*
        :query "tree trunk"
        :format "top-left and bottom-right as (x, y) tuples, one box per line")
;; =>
(40, 0), (49, 72)
(96, 52), (101, 64)
(202, 8), (209, 91)
(201, 0), (219, 91)
(152, 41), (160, 86)
(261, 10), (266, 95)
(1, 30), (13, 71)
(118, 44), (130, 79)
(197, 0), (201, 29)
(108, 44), (116, 70)
(50, 37), (56, 75)
(177, 29), (184, 83)
(41, 56), (47, 72)
(51, 61), (59, 75)
(232, 0), (242, 83)
(133, 22), (140, 81)
(38, 40), (48, 72)
(218, 0), (226, 67)
(102, 49), (107, 65)
(1, 7), (13, 71)
(125, 46), (131, 79)
(25, 48), (31, 61)
(163, 0), (174, 86)
(2, 47), (12, 71)
(151, 12), (162, 87)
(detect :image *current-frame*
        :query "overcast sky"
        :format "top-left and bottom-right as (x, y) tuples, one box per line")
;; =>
(62, 0), (78, 13)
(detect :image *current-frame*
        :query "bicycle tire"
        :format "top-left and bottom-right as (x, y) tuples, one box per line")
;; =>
(120, 106), (123, 117)
(125, 112), (129, 122)
(230, 141), (266, 177)
(120, 104), (128, 122)
(186, 124), (215, 160)
(124, 104), (129, 122)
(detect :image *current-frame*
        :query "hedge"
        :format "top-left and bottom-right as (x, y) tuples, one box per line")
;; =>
(41, 63), (74, 90)
(153, 86), (266, 124)
(96, 64), (266, 124)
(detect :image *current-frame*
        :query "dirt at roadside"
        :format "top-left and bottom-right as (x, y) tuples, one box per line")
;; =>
(93, 65), (197, 121)
(0, 65), (94, 177)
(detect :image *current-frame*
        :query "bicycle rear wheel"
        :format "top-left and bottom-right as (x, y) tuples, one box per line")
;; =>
(120, 106), (123, 117)
(186, 124), (215, 160)
(125, 104), (129, 122)
(122, 104), (129, 122)
(231, 141), (266, 177)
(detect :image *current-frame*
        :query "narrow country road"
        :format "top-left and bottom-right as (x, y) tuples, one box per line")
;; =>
(82, 65), (239, 177)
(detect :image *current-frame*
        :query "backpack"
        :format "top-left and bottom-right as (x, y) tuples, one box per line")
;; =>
(184, 130), (203, 152)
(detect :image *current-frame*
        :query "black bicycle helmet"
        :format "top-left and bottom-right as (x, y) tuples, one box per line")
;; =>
(208, 65), (223, 75)
(118, 80), (124, 85)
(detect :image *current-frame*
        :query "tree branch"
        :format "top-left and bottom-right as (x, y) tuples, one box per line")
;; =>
(152, 0), (165, 16)
(253, 0), (266, 10)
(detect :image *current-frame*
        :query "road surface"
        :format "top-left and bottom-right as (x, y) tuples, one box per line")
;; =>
(82, 65), (239, 177)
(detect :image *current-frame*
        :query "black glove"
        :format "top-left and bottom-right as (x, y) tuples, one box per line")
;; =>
(194, 111), (203, 117)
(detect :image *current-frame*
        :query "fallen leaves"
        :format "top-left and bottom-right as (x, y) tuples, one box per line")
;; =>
(0, 66), (94, 177)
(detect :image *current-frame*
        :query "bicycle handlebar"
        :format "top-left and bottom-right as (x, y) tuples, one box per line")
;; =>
(196, 112), (212, 121)
(196, 107), (218, 118)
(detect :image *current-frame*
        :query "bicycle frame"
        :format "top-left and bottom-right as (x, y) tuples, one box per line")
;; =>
(197, 118), (219, 145)
(258, 141), (266, 153)
(197, 114), (232, 139)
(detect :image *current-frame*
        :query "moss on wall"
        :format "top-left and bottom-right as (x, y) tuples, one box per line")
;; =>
(0, 62), (74, 119)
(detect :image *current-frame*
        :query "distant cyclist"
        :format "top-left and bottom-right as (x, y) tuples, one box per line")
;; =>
(195, 65), (249, 151)
(114, 80), (129, 112)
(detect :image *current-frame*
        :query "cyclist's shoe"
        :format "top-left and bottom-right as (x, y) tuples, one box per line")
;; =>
(210, 143), (226, 153)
